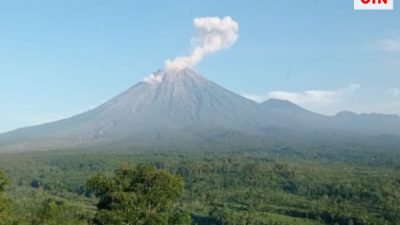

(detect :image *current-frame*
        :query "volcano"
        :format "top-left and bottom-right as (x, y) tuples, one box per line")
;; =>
(1, 69), (400, 152)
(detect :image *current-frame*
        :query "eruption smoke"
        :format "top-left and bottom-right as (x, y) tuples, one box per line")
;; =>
(165, 16), (239, 71)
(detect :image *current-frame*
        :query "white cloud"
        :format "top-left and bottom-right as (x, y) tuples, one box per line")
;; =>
(378, 39), (400, 51)
(243, 84), (361, 105)
(165, 16), (239, 71)
(347, 83), (361, 92)
(267, 90), (339, 104)
(241, 94), (267, 103)
(242, 84), (361, 115)
(388, 88), (400, 96)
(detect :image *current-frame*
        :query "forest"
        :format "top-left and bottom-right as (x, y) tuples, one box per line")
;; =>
(0, 146), (399, 225)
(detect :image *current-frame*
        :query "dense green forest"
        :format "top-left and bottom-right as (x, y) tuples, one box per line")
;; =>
(0, 147), (399, 225)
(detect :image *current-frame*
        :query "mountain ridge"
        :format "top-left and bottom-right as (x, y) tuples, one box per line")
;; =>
(1, 69), (399, 152)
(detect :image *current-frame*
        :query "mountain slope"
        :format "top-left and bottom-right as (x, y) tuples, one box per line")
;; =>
(333, 111), (400, 136)
(0, 69), (399, 152)
(0, 69), (265, 151)
(259, 99), (329, 129)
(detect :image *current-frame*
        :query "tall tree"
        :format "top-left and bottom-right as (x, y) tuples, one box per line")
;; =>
(87, 164), (190, 225)
(0, 170), (11, 225)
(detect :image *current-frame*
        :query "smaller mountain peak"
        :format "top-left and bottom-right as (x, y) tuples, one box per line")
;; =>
(262, 98), (299, 108)
(263, 98), (292, 104)
(335, 111), (358, 117)
(260, 98), (309, 113)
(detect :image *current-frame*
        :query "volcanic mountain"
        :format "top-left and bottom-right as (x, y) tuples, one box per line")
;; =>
(0, 68), (399, 152)
(0, 69), (264, 151)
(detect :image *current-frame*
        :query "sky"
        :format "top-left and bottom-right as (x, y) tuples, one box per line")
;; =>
(1, 0), (400, 133)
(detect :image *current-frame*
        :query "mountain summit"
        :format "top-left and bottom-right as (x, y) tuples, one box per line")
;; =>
(1, 69), (400, 152)
(0, 69), (263, 151)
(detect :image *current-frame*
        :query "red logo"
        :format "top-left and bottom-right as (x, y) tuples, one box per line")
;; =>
(361, 0), (388, 4)
(355, 0), (393, 10)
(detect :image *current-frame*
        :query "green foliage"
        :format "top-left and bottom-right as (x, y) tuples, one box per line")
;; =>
(0, 170), (11, 225)
(0, 149), (399, 225)
(0, 170), (9, 192)
(86, 164), (189, 225)
(31, 199), (75, 225)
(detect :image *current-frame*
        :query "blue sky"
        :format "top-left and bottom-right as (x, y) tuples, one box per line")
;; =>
(1, 0), (399, 133)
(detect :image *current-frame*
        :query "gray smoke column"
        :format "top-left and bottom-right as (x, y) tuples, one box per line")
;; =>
(165, 16), (239, 71)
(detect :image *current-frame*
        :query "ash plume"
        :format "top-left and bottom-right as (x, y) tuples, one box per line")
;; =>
(165, 16), (239, 71)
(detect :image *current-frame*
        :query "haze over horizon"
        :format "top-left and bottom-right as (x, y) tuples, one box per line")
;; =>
(1, 1), (400, 133)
